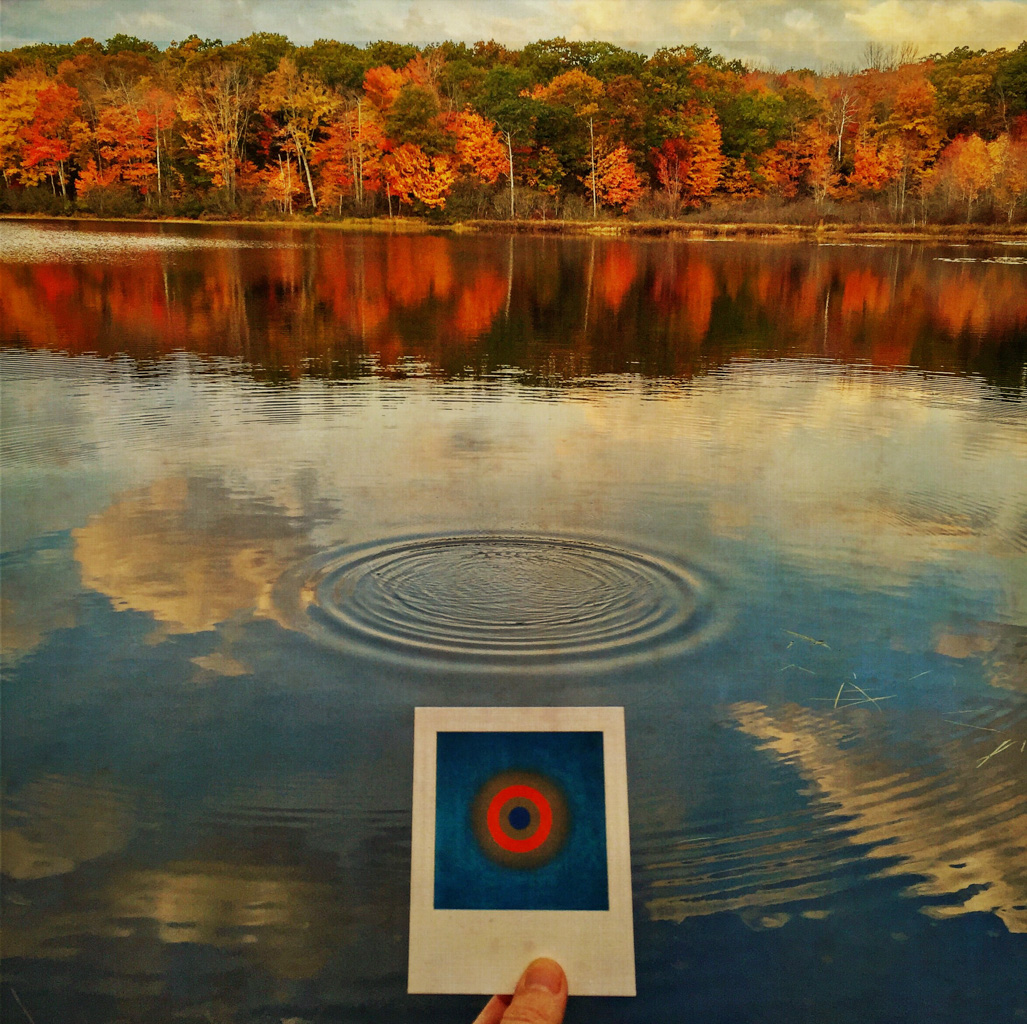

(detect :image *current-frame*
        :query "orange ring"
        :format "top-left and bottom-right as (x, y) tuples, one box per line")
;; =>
(486, 784), (553, 852)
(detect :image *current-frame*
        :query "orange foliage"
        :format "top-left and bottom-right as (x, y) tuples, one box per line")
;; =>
(451, 110), (507, 185)
(85, 104), (158, 194)
(312, 116), (358, 211)
(935, 133), (996, 218)
(0, 71), (49, 185)
(852, 137), (902, 192)
(988, 132), (1027, 221)
(585, 143), (645, 211)
(381, 143), (456, 208)
(363, 65), (405, 113)
(530, 69), (604, 114)
(258, 155), (305, 213)
(20, 82), (82, 191)
(758, 141), (802, 198)
(651, 114), (725, 207)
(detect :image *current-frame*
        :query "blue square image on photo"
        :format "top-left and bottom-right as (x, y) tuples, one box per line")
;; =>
(433, 730), (608, 911)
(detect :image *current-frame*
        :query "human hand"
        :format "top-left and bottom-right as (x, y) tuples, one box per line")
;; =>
(472, 957), (568, 1024)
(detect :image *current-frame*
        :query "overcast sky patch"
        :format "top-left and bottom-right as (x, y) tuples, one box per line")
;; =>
(2, 0), (1025, 69)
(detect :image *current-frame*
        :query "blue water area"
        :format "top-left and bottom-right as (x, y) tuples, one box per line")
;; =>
(1, 222), (1026, 1024)
(434, 730), (608, 910)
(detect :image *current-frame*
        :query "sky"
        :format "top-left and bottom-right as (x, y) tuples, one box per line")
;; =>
(1, 0), (1026, 69)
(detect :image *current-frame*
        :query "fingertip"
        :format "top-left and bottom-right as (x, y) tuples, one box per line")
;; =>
(518, 957), (567, 997)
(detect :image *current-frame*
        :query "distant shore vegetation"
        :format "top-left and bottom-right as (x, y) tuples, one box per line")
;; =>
(2, 33), (1026, 225)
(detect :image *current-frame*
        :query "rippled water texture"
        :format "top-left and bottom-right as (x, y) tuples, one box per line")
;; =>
(1, 221), (1026, 1024)
(274, 533), (719, 670)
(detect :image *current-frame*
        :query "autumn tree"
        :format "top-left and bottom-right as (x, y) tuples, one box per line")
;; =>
(583, 142), (645, 211)
(651, 113), (725, 208)
(803, 122), (841, 204)
(312, 115), (357, 213)
(178, 61), (255, 204)
(381, 142), (456, 208)
(259, 56), (338, 208)
(363, 64), (405, 113)
(19, 80), (83, 196)
(78, 102), (158, 199)
(0, 71), (48, 187)
(988, 130), (1027, 221)
(531, 69), (607, 215)
(450, 109), (507, 184)
(852, 66), (943, 216)
(936, 133), (996, 220)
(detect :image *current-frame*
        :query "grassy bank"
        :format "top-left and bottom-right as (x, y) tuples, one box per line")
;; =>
(4, 211), (1027, 243)
(462, 219), (1027, 242)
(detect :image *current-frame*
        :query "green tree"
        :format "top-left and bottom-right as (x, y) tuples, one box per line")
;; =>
(928, 46), (1005, 138)
(104, 34), (159, 56)
(296, 39), (367, 90)
(715, 90), (789, 160)
(995, 42), (1027, 124)
(233, 32), (296, 77)
(477, 65), (542, 216)
(386, 83), (450, 155)
(364, 41), (419, 70)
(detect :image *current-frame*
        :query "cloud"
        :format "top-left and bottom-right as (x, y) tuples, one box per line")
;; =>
(845, 0), (1027, 55)
(1, 1), (1025, 76)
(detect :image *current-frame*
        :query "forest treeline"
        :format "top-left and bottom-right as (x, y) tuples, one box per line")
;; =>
(2, 32), (1027, 223)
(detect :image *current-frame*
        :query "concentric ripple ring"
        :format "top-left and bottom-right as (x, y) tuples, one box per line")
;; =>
(273, 532), (722, 671)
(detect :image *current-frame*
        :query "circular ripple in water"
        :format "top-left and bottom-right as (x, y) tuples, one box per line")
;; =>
(274, 533), (721, 671)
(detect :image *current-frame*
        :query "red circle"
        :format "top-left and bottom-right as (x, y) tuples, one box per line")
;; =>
(486, 784), (553, 852)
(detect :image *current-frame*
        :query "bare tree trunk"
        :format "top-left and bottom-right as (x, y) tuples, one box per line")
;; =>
(589, 117), (597, 218)
(297, 139), (317, 208)
(835, 94), (851, 162)
(356, 100), (364, 206)
(506, 131), (515, 219)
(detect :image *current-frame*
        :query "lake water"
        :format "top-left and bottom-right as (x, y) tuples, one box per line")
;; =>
(1, 220), (1025, 1023)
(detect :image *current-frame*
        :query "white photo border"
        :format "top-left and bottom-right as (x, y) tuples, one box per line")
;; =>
(408, 706), (635, 996)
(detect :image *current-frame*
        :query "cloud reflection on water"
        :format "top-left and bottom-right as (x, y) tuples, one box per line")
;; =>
(722, 702), (1027, 932)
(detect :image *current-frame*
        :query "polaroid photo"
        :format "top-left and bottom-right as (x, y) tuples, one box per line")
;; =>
(408, 706), (635, 996)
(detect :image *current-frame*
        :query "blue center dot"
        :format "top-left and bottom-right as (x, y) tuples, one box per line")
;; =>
(508, 806), (531, 831)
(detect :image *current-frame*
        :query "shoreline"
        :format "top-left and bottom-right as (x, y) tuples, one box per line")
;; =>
(3, 211), (1026, 243)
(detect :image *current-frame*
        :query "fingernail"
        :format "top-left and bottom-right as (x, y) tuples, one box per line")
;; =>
(522, 958), (564, 995)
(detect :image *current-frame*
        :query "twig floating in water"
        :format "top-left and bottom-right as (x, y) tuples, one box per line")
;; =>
(976, 739), (1014, 768)
(847, 680), (887, 713)
(784, 630), (831, 648)
(838, 695), (895, 709)
(780, 664), (816, 675)
(942, 720), (997, 732)
(10, 988), (37, 1024)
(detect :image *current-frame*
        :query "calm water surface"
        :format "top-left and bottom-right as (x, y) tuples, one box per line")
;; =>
(1, 220), (1026, 1023)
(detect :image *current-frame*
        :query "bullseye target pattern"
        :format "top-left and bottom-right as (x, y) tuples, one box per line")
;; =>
(433, 730), (608, 910)
(472, 771), (569, 869)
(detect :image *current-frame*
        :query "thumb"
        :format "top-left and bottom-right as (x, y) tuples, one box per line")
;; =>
(501, 958), (568, 1024)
